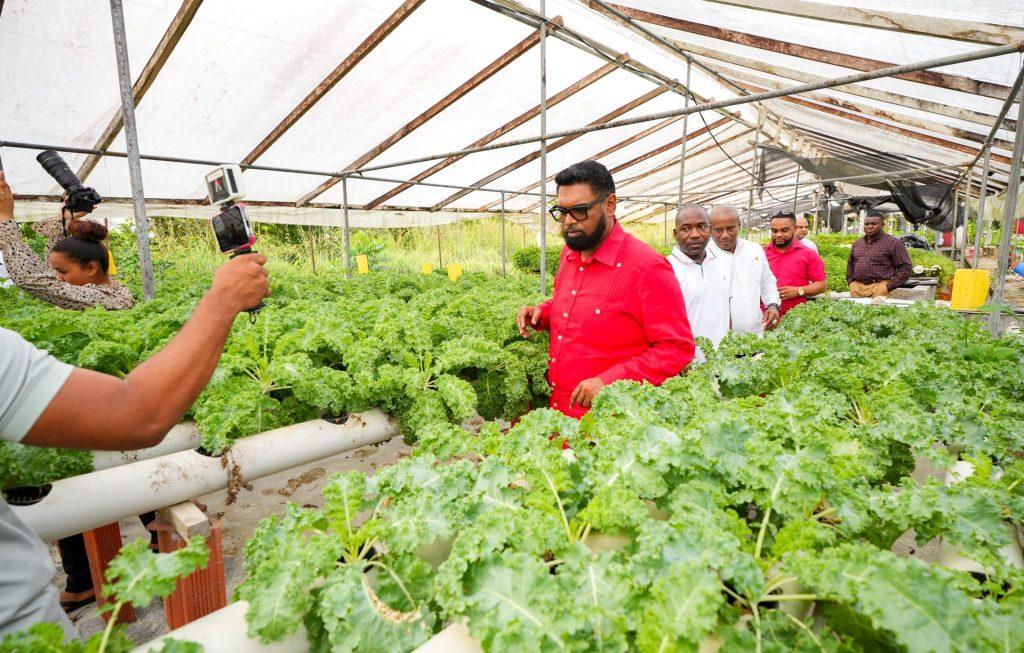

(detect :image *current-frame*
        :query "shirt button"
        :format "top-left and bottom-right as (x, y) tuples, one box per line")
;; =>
(571, 290), (577, 295)
(578, 266), (584, 272)
(550, 357), (556, 362)
(616, 263), (622, 268)
(553, 402), (558, 408)
(594, 309), (601, 315)
(557, 335), (563, 340)
(562, 312), (568, 318)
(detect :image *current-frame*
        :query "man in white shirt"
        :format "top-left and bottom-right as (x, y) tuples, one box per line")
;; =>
(796, 216), (818, 253)
(667, 204), (731, 352)
(708, 205), (781, 334)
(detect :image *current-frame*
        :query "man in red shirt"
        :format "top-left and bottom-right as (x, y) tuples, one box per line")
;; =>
(764, 212), (827, 316)
(516, 160), (694, 418)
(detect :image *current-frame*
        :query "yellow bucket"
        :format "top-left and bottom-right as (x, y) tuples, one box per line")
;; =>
(356, 255), (369, 274)
(950, 269), (990, 310)
(447, 263), (463, 281)
(421, 263), (433, 275)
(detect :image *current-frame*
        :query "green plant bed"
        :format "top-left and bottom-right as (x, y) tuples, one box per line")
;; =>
(228, 299), (1024, 653)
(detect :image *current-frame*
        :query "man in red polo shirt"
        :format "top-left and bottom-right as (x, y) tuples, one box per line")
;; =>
(764, 212), (827, 316)
(516, 160), (694, 418)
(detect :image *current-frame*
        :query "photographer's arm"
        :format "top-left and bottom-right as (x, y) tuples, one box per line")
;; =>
(23, 255), (270, 451)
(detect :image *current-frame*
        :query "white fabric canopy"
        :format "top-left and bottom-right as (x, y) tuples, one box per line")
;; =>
(0, 0), (1020, 227)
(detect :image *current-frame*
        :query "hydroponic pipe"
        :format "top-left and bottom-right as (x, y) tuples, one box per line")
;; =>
(14, 411), (397, 543)
(90, 422), (202, 471)
(133, 601), (306, 653)
(135, 604), (482, 653)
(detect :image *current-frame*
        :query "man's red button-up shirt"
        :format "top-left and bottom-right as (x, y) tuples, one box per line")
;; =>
(535, 221), (695, 418)
(763, 240), (826, 316)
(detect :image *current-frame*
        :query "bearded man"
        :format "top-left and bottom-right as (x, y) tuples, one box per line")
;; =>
(516, 160), (694, 417)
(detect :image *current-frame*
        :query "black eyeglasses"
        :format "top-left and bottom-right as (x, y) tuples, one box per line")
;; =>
(548, 194), (609, 223)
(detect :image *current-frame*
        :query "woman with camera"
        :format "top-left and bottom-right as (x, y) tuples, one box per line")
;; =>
(0, 171), (141, 611)
(0, 175), (133, 311)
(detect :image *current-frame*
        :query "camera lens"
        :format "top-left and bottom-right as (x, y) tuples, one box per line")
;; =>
(36, 150), (84, 193)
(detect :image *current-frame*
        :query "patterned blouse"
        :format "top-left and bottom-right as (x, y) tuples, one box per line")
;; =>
(0, 217), (134, 311)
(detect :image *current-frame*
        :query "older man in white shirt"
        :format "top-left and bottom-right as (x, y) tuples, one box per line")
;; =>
(668, 205), (731, 355)
(796, 216), (818, 253)
(708, 205), (781, 334)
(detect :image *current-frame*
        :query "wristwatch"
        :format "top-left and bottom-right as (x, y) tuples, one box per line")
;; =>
(797, 287), (805, 297)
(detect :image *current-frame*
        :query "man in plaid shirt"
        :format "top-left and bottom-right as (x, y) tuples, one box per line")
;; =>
(846, 211), (913, 298)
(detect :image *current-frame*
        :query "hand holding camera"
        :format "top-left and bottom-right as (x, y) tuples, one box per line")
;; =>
(210, 252), (270, 314)
(0, 172), (14, 221)
(205, 164), (265, 314)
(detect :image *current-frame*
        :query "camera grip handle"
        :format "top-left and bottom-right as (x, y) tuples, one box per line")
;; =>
(230, 249), (266, 314)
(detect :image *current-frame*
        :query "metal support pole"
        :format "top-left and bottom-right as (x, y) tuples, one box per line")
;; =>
(538, 0), (548, 293)
(949, 185), (960, 262)
(812, 189), (820, 233)
(500, 191), (507, 276)
(341, 177), (351, 279)
(109, 0), (154, 300)
(990, 73), (1024, 336)
(973, 147), (991, 268)
(960, 175), (971, 265)
(791, 166), (801, 214)
(746, 108), (765, 225)
(675, 59), (693, 236)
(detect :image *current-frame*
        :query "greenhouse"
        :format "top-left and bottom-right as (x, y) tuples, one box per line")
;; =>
(0, 0), (1022, 652)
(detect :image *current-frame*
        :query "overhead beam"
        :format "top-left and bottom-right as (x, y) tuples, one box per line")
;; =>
(365, 55), (623, 209)
(598, 2), (1013, 100)
(297, 21), (559, 207)
(660, 37), (1015, 131)
(431, 85), (669, 210)
(473, 0), (765, 143)
(611, 115), (736, 174)
(240, 0), (427, 166)
(618, 127), (751, 188)
(582, 0), (790, 135)
(78, 0), (203, 181)
(733, 79), (1015, 165)
(516, 116), (732, 212)
(716, 69), (1015, 152)
(704, 0), (1024, 46)
(480, 113), (687, 212)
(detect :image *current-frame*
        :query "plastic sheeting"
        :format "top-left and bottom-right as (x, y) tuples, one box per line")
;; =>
(0, 0), (1020, 227)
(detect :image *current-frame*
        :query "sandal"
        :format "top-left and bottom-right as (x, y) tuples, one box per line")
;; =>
(60, 588), (95, 612)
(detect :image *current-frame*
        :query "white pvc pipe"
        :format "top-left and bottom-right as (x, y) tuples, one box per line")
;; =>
(413, 623), (482, 653)
(133, 601), (306, 653)
(90, 422), (202, 471)
(134, 606), (482, 653)
(15, 411), (397, 542)
(936, 460), (1024, 573)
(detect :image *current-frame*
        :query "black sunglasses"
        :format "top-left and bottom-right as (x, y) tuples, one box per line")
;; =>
(548, 194), (610, 223)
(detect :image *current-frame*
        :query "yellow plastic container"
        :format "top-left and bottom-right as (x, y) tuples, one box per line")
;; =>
(421, 263), (433, 275)
(356, 255), (369, 275)
(950, 269), (990, 310)
(447, 263), (463, 281)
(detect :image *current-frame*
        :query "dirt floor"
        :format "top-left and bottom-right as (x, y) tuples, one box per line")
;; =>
(55, 437), (412, 643)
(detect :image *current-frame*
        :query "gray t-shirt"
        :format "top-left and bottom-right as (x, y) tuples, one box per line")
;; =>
(0, 327), (77, 639)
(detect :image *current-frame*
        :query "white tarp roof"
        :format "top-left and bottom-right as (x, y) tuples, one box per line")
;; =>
(1, 0), (1020, 227)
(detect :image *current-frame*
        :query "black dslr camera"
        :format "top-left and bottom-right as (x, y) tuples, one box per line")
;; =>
(36, 150), (102, 215)
(205, 164), (263, 313)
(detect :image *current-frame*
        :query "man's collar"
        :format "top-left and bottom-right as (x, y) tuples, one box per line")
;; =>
(571, 219), (625, 267)
(864, 231), (883, 243)
(672, 245), (715, 264)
